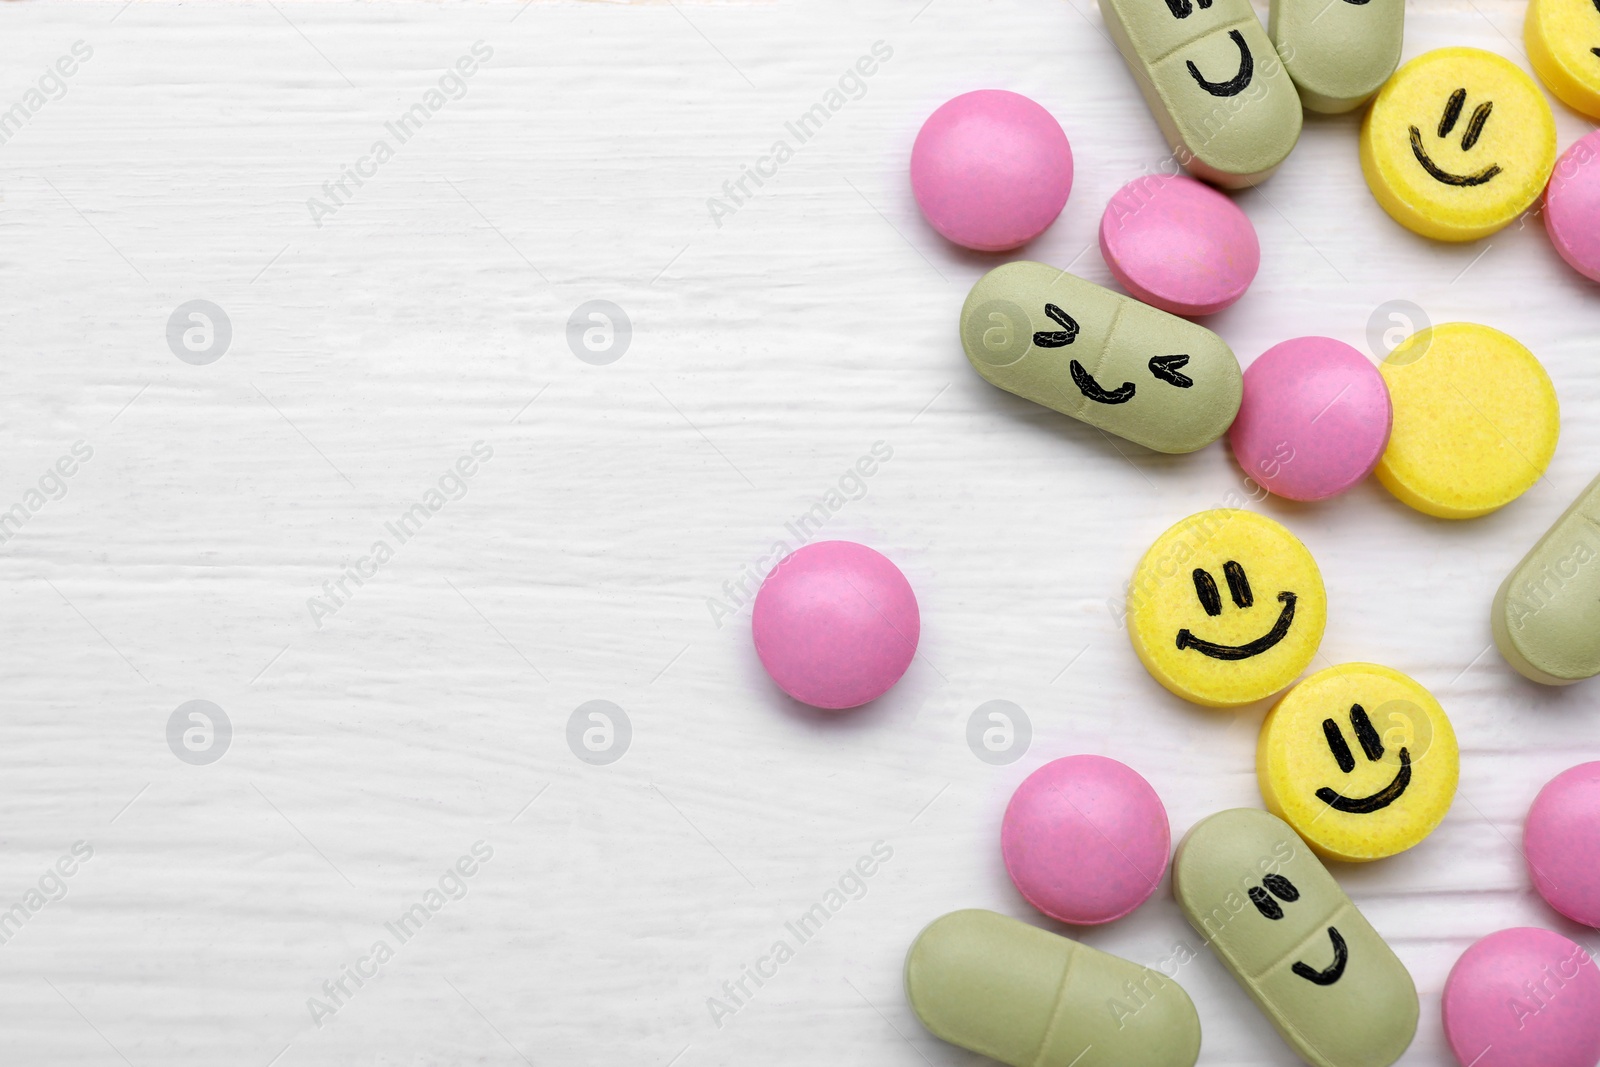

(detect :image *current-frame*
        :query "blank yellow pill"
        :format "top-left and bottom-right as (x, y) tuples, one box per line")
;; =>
(1377, 323), (1558, 519)
(1258, 663), (1459, 862)
(1128, 509), (1326, 708)
(1360, 48), (1556, 241)
(1527, 0), (1600, 119)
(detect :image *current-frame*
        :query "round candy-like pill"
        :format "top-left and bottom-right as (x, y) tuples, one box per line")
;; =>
(1098, 175), (1260, 317)
(1527, 0), (1600, 120)
(1258, 663), (1459, 862)
(1376, 323), (1558, 519)
(1229, 337), (1392, 502)
(1361, 48), (1557, 242)
(906, 909), (1202, 1067)
(1128, 509), (1326, 708)
(1442, 927), (1600, 1067)
(1525, 762), (1600, 926)
(910, 90), (1073, 252)
(751, 541), (918, 709)
(1001, 755), (1170, 925)
(1544, 130), (1600, 283)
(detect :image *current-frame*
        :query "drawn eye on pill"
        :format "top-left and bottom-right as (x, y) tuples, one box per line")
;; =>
(1175, 561), (1298, 660)
(1246, 874), (1348, 986)
(1039, 304), (1195, 405)
(1315, 703), (1412, 814)
(1408, 88), (1501, 187)
(1161, 0), (1213, 17)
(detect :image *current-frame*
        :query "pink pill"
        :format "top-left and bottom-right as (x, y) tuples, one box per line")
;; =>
(1001, 755), (1169, 925)
(910, 90), (1073, 252)
(1228, 336), (1392, 501)
(1442, 927), (1600, 1067)
(1526, 762), (1600, 927)
(751, 541), (919, 710)
(1545, 130), (1600, 284)
(1098, 174), (1259, 316)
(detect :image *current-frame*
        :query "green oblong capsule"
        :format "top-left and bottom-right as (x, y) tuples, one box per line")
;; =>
(961, 261), (1242, 454)
(1492, 470), (1600, 684)
(904, 909), (1202, 1067)
(1099, 0), (1302, 186)
(1269, 0), (1404, 113)
(1173, 809), (1418, 1067)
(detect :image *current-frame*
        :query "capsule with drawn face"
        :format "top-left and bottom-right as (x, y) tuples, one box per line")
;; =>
(905, 909), (1202, 1067)
(961, 262), (1242, 454)
(1173, 809), (1418, 1067)
(1099, 0), (1302, 186)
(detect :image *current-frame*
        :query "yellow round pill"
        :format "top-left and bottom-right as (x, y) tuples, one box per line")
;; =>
(1127, 510), (1326, 708)
(1258, 663), (1458, 862)
(1527, 0), (1600, 119)
(1377, 323), (1559, 519)
(1360, 47), (1556, 241)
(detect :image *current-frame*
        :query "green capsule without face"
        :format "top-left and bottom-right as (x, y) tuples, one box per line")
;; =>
(961, 261), (1242, 454)
(904, 909), (1202, 1067)
(1269, 0), (1404, 113)
(1099, 0), (1302, 186)
(1492, 470), (1600, 684)
(1173, 809), (1418, 1067)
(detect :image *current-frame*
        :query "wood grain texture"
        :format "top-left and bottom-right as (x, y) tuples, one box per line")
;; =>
(0, 1), (1597, 1064)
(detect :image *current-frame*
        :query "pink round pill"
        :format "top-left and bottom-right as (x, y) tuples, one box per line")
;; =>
(1545, 130), (1600, 284)
(1001, 755), (1169, 925)
(910, 90), (1073, 252)
(1228, 337), (1392, 501)
(1442, 927), (1600, 1067)
(1098, 174), (1259, 316)
(751, 541), (919, 710)
(1526, 762), (1600, 927)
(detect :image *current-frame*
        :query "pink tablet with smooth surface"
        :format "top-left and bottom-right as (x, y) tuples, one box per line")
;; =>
(1545, 130), (1600, 283)
(1442, 927), (1600, 1067)
(1098, 174), (1259, 316)
(1001, 755), (1169, 925)
(1526, 761), (1600, 927)
(752, 541), (919, 709)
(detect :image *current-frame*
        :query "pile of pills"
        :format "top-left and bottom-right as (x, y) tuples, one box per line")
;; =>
(738, 7), (1600, 1066)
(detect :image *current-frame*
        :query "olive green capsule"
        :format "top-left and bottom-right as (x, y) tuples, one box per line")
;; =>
(1173, 809), (1418, 1067)
(961, 261), (1241, 454)
(1269, 0), (1404, 113)
(904, 909), (1201, 1067)
(1492, 470), (1600, 684)
(1099, 0), (1302, 186)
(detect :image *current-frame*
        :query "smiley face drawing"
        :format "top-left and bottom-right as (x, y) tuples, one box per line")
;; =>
(1361, 48), (1556, 241)
(1175, 809), (1421, 1067)
(1527, 0), (1600, 121)
(959, 261), (1242, 454)
(1259, 663), (1460, 862)
(1099, 0), (1302, 186)
(1127, 509), (1326, 707)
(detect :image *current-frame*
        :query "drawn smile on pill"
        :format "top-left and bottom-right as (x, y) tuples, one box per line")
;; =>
(1187, 30), (1254, 98)
(1409, 88), (1501, 187)
(1315, 704), (1412, 813)
(1175, 561), (1298, 660)
(1033, 304), (1195, 404)
(1248, 874), (1349, 986)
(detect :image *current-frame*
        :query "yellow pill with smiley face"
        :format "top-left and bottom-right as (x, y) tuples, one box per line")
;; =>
(1128, 509), (1326, 708)
(1361, 48), (1556, 241)
(1258, 663), (1459, 862)
(1527, 0), (1600, 119)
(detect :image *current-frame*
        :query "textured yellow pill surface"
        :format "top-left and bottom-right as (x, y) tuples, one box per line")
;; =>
(1128, 509), (1326, 708)
(1527, 0), (1600, 120)
(1360, 48), (1556, 241)
(1258, 663), (1459, 862)
(1376, 323), (1558, 519)
(1100, 0), (1302, 188)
